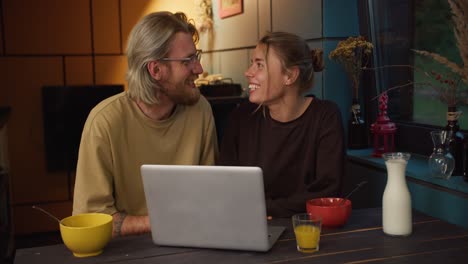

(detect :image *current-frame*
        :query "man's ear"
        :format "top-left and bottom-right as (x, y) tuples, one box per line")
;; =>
(284, 66), (299, 85)
(147, 61), (162, 80)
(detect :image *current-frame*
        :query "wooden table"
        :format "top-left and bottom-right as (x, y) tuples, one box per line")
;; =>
(14, 208), (468, 263)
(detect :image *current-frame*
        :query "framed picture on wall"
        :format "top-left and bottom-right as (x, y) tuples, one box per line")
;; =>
(219, 0), (243, 19)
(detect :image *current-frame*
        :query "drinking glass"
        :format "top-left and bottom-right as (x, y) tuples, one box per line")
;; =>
(292, 213), (322, 253)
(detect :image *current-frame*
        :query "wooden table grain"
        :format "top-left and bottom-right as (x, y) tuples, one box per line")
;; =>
(14, 208), (468, 264)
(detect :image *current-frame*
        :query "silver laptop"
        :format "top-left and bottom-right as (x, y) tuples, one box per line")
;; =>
(140, 165), (285, 252)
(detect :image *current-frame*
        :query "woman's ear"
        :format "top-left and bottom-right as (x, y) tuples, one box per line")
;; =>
(284, 66), (299, 85)
(147, 61), (162, 80)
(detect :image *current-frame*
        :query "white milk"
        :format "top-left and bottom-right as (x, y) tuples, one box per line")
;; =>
(382, 159), (412, 236)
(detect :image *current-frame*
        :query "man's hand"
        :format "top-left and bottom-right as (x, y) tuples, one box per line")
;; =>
(112, 213), (151, 237)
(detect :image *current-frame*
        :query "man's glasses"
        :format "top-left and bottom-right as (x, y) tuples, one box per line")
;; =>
(160, 49), (202, 66)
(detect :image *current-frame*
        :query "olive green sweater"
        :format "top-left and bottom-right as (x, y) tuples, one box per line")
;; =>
(73, 92), (218, 216)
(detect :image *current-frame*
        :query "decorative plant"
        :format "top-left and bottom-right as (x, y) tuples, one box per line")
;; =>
(412, 0), (468, 106)
(426, 70), (466, 107)
(368, 0), (467, 108)
(329, 36), (374, 101)
(195, 0), (214, 33)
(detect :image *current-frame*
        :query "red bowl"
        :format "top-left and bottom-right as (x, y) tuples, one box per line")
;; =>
(306, 198), (352, 227)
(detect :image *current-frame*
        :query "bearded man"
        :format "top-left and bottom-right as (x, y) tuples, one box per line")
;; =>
(73, 12), (218, 237)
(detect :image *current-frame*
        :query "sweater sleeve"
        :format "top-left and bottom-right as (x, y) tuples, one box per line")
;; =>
(313, 103), (345, 197)
(199, 96), (219, 165)
(72, 117), (117, 216)
(266, 103), (345, 217)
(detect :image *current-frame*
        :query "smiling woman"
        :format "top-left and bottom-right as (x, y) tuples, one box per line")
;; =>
(218, 31), (345, 218)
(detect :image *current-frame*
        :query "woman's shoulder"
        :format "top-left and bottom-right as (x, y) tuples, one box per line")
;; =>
(306, 97), (343, 124)
(313, 97), (338, 108)
(310, 97), (341, 113)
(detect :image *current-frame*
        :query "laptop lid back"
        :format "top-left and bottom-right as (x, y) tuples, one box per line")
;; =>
(141, 165), (274, 252)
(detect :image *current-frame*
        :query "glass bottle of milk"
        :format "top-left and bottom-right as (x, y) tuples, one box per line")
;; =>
(382, 152), (412, 236)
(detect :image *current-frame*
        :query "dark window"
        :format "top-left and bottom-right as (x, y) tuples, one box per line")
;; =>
(359, 0), (466, 156)
(42, 85), (124, 172)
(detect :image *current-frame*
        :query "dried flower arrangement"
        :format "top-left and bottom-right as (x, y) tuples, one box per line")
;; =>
(329, 36), (374, 100)
(195, 0), (213, 33)
(411, 0), (468, 106)
(424, 70), (466, 107)
(368, 0), (467, 108)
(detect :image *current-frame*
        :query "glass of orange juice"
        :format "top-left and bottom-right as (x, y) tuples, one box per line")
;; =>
(292, 213), (322, 253)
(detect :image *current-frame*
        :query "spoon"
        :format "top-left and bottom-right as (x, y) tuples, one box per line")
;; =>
(32, 205), (63, 225)
(339, 180), (368, 205)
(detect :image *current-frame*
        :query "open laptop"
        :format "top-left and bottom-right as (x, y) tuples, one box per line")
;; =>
(140, 165), (285, 252)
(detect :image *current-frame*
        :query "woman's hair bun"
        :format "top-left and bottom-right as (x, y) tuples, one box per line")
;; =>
(310, 49), (324, 72)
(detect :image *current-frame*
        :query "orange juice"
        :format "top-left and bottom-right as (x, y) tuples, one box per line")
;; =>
(294, 224), (320, 252)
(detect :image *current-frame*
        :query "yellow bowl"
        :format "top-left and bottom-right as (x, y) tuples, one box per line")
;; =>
(59, 213), (113, 257)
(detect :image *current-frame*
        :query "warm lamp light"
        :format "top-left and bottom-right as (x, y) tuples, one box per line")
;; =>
(370, 93), (396, 157)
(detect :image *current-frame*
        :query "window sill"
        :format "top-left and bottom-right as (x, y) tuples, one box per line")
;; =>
(347, 148), (468, 195)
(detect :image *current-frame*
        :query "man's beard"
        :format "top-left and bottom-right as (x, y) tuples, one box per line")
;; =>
(160, 84), (200, 106)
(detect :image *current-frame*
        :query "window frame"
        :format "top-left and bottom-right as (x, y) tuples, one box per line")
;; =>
(357, 0), (465, 157)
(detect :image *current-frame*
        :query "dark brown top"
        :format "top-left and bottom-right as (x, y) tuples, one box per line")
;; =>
(218, 97), (345, 217)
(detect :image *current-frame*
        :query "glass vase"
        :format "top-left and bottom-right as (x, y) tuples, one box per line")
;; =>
(428, 130), (455, 179)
